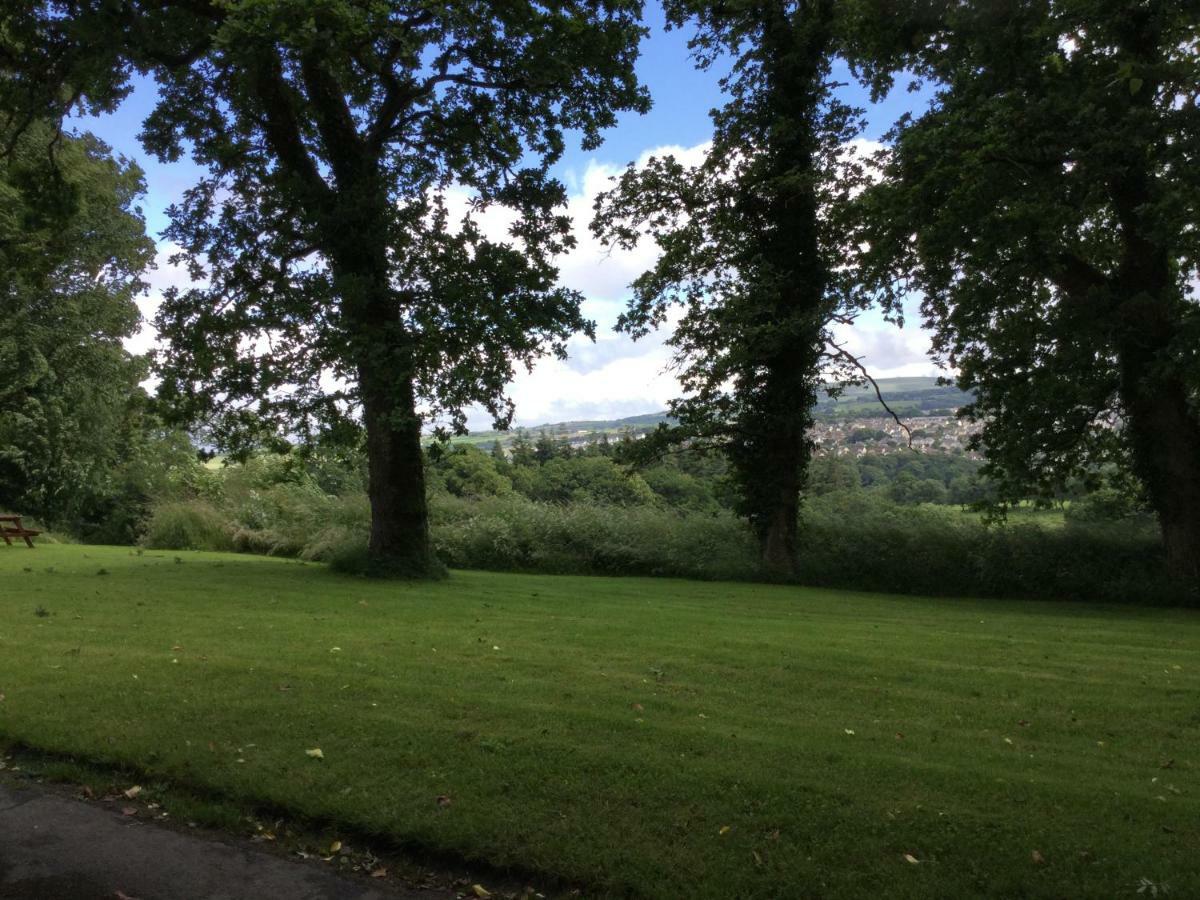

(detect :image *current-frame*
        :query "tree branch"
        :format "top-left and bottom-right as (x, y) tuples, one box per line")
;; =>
(249, 49), (333, 210)
(824, 338), (914, 448)
(298, 49), (365, 185)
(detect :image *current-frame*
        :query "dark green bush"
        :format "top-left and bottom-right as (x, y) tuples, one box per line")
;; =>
(796, 493), (1188, 605)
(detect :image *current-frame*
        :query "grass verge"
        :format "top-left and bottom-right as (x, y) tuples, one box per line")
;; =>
(1, 544), (1197, 898)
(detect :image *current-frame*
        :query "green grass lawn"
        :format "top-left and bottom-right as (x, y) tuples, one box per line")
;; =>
(1, 545), (1197, 898)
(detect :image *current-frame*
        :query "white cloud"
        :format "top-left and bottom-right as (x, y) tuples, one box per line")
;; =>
(502, 333), (680, 426)
(474, 137), (942, 427)
(829, 305), (943, 381)
(129, 138), (944, 430)
(553, 142), (711, 305)
(125, 241), (189, 357)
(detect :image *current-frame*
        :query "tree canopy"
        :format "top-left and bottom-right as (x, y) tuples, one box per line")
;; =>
(0, 119), (160, 533)
(4, 0), (650, 575)
(852, 0), (1200, 580)
(593, 0), (871, 574)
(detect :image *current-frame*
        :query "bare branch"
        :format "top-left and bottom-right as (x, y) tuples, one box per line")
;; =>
(824, 338), (915, 448)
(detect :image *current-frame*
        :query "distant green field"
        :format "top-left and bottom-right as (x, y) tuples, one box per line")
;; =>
(1, 545), (1196, 898)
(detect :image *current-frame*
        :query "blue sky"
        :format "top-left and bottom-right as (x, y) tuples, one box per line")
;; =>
(77, 3), (938, 429)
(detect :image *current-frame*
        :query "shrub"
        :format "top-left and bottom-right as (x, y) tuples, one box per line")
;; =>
(795, 493), (1189, 606)
(432, 494), (758, 580)
(1063, 487), (1144, 523)
(138, 473), (1193, 606)
(141, 500), (234, 552)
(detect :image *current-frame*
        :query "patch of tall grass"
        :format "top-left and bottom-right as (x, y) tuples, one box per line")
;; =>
(139, 485), (1189, 605)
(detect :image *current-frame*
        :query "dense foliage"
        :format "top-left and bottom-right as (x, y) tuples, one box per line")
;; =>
(852, 0), (1200, 581)
(128, 440), (1188, 605)
(0, 121), (193, 539)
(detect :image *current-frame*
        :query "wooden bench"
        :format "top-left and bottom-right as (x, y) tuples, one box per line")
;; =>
(0, 514), (40, 548)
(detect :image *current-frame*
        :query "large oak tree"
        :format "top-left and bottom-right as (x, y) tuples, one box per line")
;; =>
(851, 0), (1200, 582)
(4, 0), (648, 576)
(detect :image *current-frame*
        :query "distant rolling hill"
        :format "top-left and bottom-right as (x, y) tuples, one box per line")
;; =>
(813, 376), (970, 420)
(451, 377), (971, 448)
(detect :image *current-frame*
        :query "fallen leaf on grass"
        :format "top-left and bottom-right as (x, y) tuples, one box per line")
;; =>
(370, 868), (388, 878)
(844, 729), (855, 736)
(1031, 850), (1045, 864)
(752, 850), (763, 867)
(329, 840), (342, 854)
(472, 885), (492, 899)
(436, 795), (452, 807)
(631, 703), (644, 712)
(719, 825), (731, 835)
(124, 786), (142, 799)
(305, 748), (324, 760)
(903, 854), (920, 865)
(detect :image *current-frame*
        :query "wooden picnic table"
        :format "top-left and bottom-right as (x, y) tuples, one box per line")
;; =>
(0, 514), (40, 548)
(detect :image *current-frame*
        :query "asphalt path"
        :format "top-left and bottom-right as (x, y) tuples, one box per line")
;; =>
(0, 782), (449, 900)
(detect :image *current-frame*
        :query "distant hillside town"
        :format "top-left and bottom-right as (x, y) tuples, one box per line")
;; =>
(812, 415), (981, 457)
(454, 377), (981, 457)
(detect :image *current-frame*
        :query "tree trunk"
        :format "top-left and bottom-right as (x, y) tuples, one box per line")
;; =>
(329, 194), (442, 578)
(760, 472), (801, 578)
(744, 1), (832, 580)
(1119, 371), (1200, 584)
(358, 361), (443, 578)
(1109, 180), (1200, 586)
(748, 362), (812, 580)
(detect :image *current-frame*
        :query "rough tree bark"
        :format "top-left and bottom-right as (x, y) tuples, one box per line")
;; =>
(359, 361), (440, 577)
(1115, 284), (1200, 584)
(326, 174), (440, 576)
(755, 391), (808, 577)
(1124, 379), (1200, 583)
(1111, 169), (1200, 585)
